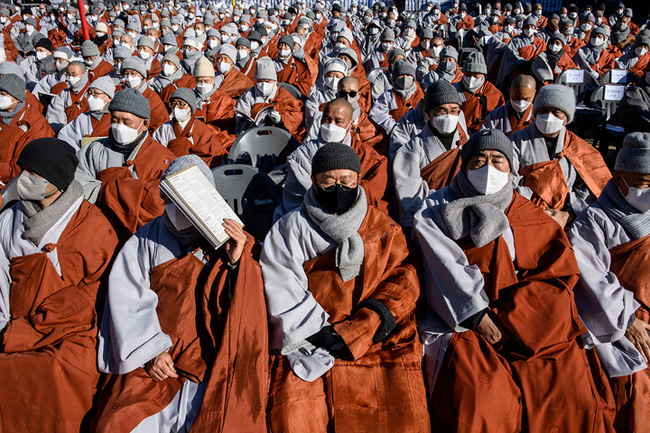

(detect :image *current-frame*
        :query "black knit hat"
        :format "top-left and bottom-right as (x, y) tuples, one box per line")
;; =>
(34, 38), (53, 52)
(17, 138), (79, 190)
(424, 80), (462, 110)
(312, 143), (361, 176)
(460, 128), (514, 170)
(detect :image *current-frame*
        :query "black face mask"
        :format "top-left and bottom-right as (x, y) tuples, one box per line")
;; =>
(315, 183), (358, 214)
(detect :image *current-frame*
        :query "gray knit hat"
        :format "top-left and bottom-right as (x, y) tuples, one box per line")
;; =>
(113, 46), (132, 61)
(393, 59), (415, 79)
(337, 46), (358, 68)
(170, 87), (197, 113)
(0, 62), (24, 79)
(137, 36), (156, 50)
(121, 56), (148, 78)
(461, 128), (514, 170)
(0, 74), (26, 102)
(279, 34), (294, 48)
(88, 76), (116, 99)
(462, 51), (488, 74)
(615, 132), (650, 174)
(440, 46), (458, 61)
(380, 27), (395, 42)
(236, 37), (251, 48)
(108, 88), (151, 120)
(424, 80), (462, 110)
(533, 84), (575, 123)
(162, 154), (215, 187)
(255, 57), (277, 81)
(81, 40), (100, 57)
(312, 142), (361, 176)
(218, 43), (237, 63)
(162, 53), (181, 70)
(161, 32), (178, 47)
(421, 28), (434, 40)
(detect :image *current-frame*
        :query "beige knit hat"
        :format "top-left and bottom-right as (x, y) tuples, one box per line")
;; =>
(193, 56), (215, 78)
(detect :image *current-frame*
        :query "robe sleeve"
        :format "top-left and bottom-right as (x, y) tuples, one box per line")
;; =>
(45, 91), (68, 133)
(412, 199), (490, 331)
(260, 213), (330, 351)
(368, 91), (398, 134)
(568, 208), (639, 344)
(97, 229), (173, 374)
(57, 115), (86, 151)
(392, 138), (430, 227)
(74, 142), (104, 204)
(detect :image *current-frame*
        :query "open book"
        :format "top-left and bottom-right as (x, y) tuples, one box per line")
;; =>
(160, 164), (244, 249)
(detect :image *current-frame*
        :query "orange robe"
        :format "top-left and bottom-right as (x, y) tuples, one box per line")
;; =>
(276, 57), (313, 98)
(250, 86), (304, 140)
(0, 201), (119, 433)
(457, 80), (505, 134)
(429, 193), (615, 433)
(219, 68), (254, 100)
(165, 116), (231, 167)
(158, 74), (196, 102)
(420, 130), (470, 192)
(93, 235), (268, 433)
(89, 59), (114, 81)
(142, 86), (171, 131)
(267, 207), (430, 433)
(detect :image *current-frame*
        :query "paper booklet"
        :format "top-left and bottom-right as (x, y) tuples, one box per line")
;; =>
(160, 164), (244, 249)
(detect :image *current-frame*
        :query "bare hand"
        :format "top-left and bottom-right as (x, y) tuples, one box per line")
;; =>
(476, 315), (502, 345)
(626, 319), (650, 363)
(544, 208), (571, 228)
(144, 351), (178, 381)
(222, 218), (246, 264)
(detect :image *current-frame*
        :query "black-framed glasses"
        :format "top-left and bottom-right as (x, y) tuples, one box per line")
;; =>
(338, 90), (358, 98)
(318, 181), (358, 191)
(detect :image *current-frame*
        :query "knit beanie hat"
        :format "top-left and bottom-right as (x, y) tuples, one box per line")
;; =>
(461, 128), (514, 170)
(162, 53), (181, 71)
(137, 36), (156, 50)
(81, 40), (100, 57)
(312, 142), (361, 176)
(615, 132), (650, 174)
(121, 56), (148, 78)
(53, 47), (74, 61)
(170, 87), (197, 113)
(421, 28), (434, 40)
(393, 59), (415, 78)
(533, 84), (575, 123)
(0, 74), (26, 102)
(440, 46), (459, 61)
(113, 46), (132, 61)
(108, 88), (151, 120)
(0, 62), (24, 79)
(279, 34), (294, 48)
(337, 46), (358, 68)
(462, 51), (488, 74)
(247, 30), (262, 43)
(324, 58), (348, 76)
(34, 38), (53, 52)
(255, 57), (277, 81)
(162, 154), (215, 187)
(193, 56), (215, 77)
(218, 43), (237, 63)
(88, 76), (116, 99)
(17, 138), (79, 190)
(388, 48), (406, 64)
(380, 27), (395, 42)
(161, 32), (178, 47)
(236, 37), (251, 48)
(424, 80), (462, 110)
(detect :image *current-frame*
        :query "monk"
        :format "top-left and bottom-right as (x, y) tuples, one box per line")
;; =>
(94, 155), (268, 433)
(274, 34), (313, 98)
(392, 81), (469, 228)
(482, 74), (536, 135)
(152, 88), (229, 168)
(569, 133), (650, 433)
(0, 138), (118, 433)
(413, 128), (615, 433)
(261, 143), (430, 433)
(46, 61), (91, 133)
(75, 88), (175, 241)
(57, 77), (115, 151)
(497, 16), (547, 86)
(511, 84), (611, 229)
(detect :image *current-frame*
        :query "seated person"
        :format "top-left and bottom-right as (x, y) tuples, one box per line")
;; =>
(482, 74), (536, 135)
(119, 56), (170, 132)
(261, 143), (429, 433)
(615, 64), (650, 132)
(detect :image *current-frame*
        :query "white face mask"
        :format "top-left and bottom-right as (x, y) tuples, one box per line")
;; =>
(381, 42), (393, 52)
(55, 60), (68, 71)
(17, 171), (53, 202)
(510, 98), (531, 113)
(125, 75), (142, 89)
(162, 63), (177, 77)
(635, 47), (649, 57)
(36, 51), (48, 60)
(621, 177), (650, 213)
(421, 40), (431, 51)
(217, 61), (231, 74)
(163, 44), (174, 53)
(250, 41), (260, 50)
(165, 203), (194, 230)
(138, 49), (151, 60)
(173, 107), (191, 122)
(325, 76), (340, 91)
(111, 121), (143, 144)
(87, 95), (106, 112)
(195, 29), (204, 36)
(505, 24), (515, 34)
(278, 48), (292, 58)
(25, 24), (34, 33)
(172, 24), (179, 32)
(320, 122), (348, 142)
(523, 27), (536, 37)
(462, 75), (484, 92)
(67, 75), (81, 86)
(432, 45), (443, 57)
(0, 17), (7, 24)
(96, 32), (106, 38)
(196, 82), (213, 95)
(404, 28), (415, 37)
(535, 112), (565, 135)
(467, 164), (511, 195)
(208, 39), (219, 49)
(0, 94), (13, 110)
(549, 43), (563, 53)
(394, 75), (414, 90)
(581, 23), (593, 32)
(256, 81), (275, 97)
(430, 114), (459, 134)
(237, 48), (249, 59)
(590, 37), (604, 47)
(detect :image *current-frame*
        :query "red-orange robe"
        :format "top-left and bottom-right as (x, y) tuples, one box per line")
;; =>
(0, 201), (119, 433)
(457, 80), (505, 134)
(165, 116), (231, 167)
(276, 57), (313, 98)
(250, 86), (304, 140)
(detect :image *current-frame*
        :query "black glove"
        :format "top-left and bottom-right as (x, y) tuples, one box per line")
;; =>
(358, 298), (396, 343)
(306, 326), (353, 360)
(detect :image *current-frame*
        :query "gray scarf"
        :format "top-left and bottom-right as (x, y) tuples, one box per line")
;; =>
(598, 179), (650, 240)
(442, 171), (513, 248)
(303, 186), (368, 282)
(21, 180), (84, 246)
(580, 43), (603, 65)
(394, 78), (417, 101)
(0, 101), (25, 125)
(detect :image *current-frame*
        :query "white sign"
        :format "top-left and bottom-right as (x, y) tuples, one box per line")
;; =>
(604, 85), (625, 101)
(610, 69), (627, 84)
(565, 69), (585, 84)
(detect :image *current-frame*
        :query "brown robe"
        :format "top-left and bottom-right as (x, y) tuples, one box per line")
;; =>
(276, 57), (313, 98)
(0, 201), (119, 433)
(608, 235), (650, 433)
(430, 193), (615, 433)
(93, 236), (269, 433)
(420, 130), (470, 192)
(250, 86), (304, 140)
(267, 207), (431, 433)
(166, 116), (231, 167)
(219, 68), (254, 100)
(458, 80), (505, 134)
(158, 74), (196, 102)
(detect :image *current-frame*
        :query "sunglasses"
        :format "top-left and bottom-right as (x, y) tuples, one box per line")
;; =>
(337, 90), (358, 98)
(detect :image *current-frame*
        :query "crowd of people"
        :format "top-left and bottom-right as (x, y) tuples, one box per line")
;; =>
(0, 0), (649, 431)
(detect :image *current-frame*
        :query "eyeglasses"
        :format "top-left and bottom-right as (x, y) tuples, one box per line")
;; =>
(318, 181), (358, 191)
(338, 90), (358, 98)
(430, 107), (461, 116)
(169, 100), (189, 108)
(87, 89), (106, 97)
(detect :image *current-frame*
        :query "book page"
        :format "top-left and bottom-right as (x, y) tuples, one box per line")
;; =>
(161, 165), (243, 249)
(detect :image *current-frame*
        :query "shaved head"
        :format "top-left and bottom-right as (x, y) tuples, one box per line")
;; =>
(511, 74), (536, 91)
(338, 76), (359, 92)
(324, 98), (353, 121)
